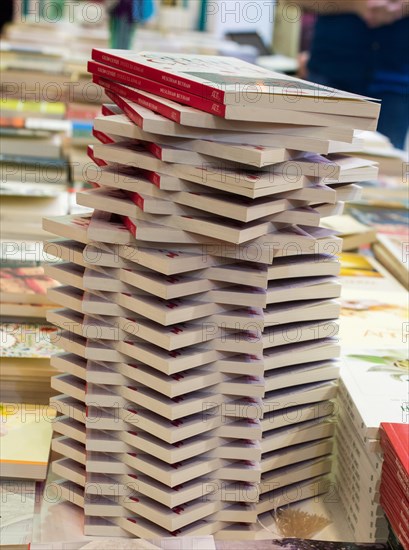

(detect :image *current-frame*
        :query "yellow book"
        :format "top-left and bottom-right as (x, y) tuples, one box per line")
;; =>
(0, 403), (56, 479)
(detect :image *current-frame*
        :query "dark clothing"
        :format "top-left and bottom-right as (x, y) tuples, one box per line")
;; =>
(308, 14), (409, 148)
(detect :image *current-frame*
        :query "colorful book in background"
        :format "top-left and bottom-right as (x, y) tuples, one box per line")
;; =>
(0, 127), (62, 159)
(351, 177), (409, 210)
(0, 266), (59, 304)
(0, 98), (66, 120)
(0, 323), (60, 358)
(347, 206), (409, 238)
(0, 403), (56, 479)
(338, 253), (407, 349)
(373, 233), (409, 290)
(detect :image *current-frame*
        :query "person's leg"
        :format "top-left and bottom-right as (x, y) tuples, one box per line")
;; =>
(375, 92), (409, 150)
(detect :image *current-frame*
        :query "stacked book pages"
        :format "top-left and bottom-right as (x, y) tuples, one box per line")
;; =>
(44, 51), (380, 539)
(335, 253), (408, 542)
(379, 423), (409, 550)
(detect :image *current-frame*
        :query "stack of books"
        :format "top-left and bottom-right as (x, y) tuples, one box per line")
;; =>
(1, 40), (70, 227)
(0, 322), (61, 404)
(0, 98), (70, 241)
(334, 253), (408, 542)
(335, 350), (409, 543)
(379, 423), (409, 550)
(0, 24), (111, 222)
(44, 51), (380, 538)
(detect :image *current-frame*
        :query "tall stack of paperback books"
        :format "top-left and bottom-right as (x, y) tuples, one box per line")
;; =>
(44, 52), (380, 539)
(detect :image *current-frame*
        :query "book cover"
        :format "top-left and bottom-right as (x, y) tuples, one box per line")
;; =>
(91, 50), (377, 110)
(380, 423), (409, 478)
(0, 323), (60, 358)
(0, 403), (56, 479)
(341, 349), (409, 439)
(339, 253), (407, 349)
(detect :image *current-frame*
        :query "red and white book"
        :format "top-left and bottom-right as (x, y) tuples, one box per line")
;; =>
(93, 75), (377, 130)
(91, 50), (379, 118)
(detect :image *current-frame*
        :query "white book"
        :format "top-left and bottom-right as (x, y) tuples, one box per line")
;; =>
(101, 99), (357, 141)
(95, 77), (376, 130)
(340, 348), (409, 440)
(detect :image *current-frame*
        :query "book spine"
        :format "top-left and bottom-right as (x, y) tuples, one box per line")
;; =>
(147, 171), (162, 188)
(380, 493), (409, 548)
(90, 62), (227, 118)
(104, 90), (144, 128)
(92, 128), (115, 145)
(381, 442), (409, 488)
(123, 216), (137, 238)
(101, 104), (117, 116)
(381, 424), (409, 478)
(91, 49), (225, 104)
(93, 75), (182, 124)
(87, 145), (107, 167)
(128, 192), (145, 210)
(146, 142), (163, 160)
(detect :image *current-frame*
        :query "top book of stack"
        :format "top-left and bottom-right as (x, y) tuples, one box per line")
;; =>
(90, 50), (380, 127)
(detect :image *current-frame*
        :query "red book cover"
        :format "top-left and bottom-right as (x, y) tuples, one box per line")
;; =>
(104, 90), (143, 128)
(145, 142), (163, 160)
(92, 49), (225, 103)
(92, 127), (115, 145)
(128, 192), (145, 211)
(123, 216), (137, 238)
(380, 433), (409, 489)
(381, 463), (409, 513)
(101, 104), (118, 116)
(87, 144), (108, 167)
(88, 61), (227, 117)
(381, 423), (409, 477)
(93, 75), (182, 123)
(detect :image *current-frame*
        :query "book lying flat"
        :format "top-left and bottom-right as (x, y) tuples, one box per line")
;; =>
(43, 214), (92, 244)
(0, 402), (56, 479)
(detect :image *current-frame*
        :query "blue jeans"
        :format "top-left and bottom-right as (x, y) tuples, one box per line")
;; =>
(308, 72), (409, 150)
